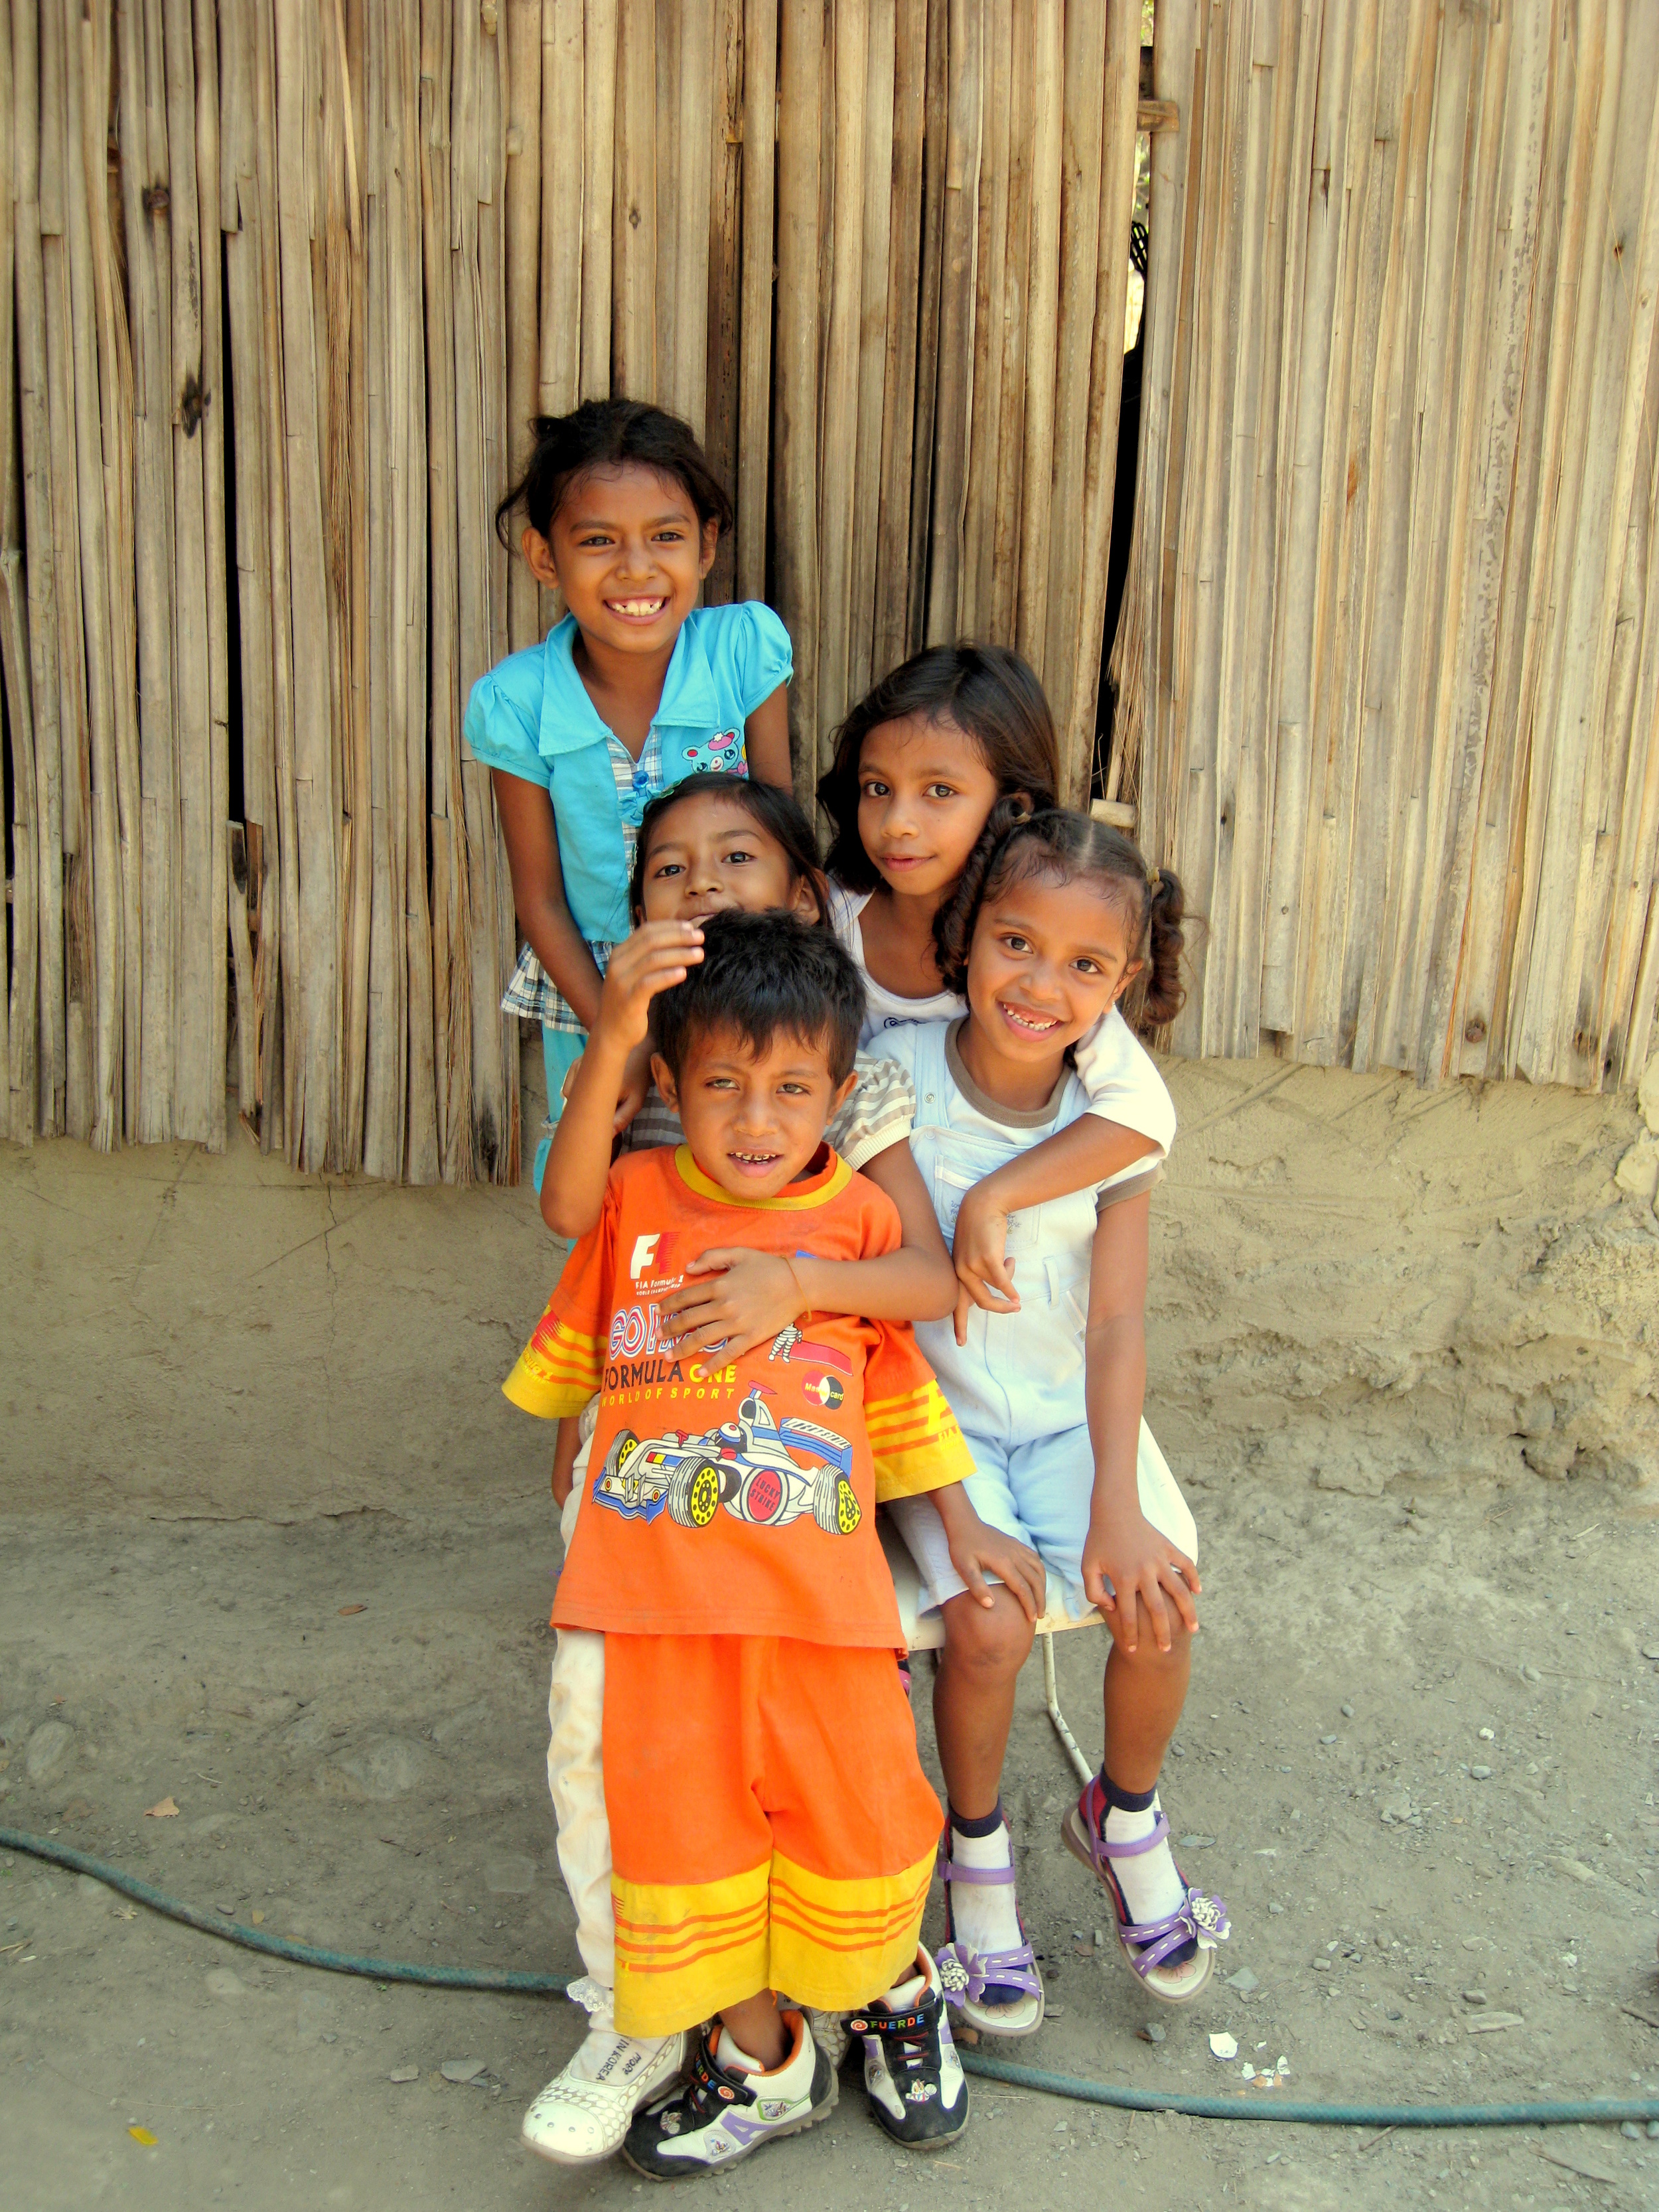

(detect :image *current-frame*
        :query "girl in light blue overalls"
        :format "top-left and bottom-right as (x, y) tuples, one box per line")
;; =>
(877, 808), (1232, 2036)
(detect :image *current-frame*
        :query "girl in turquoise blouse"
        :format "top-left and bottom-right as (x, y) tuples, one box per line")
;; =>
(467, 400), (795, 1188)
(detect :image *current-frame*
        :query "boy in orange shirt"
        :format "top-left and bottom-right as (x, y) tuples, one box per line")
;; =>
(504, 911), (1019, 2177)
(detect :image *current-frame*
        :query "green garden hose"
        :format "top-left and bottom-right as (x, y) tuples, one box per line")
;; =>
(4, 1828), (1656, 2134)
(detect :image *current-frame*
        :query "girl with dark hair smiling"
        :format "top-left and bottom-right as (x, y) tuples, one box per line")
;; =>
(816, 645), (1180, 1331)
(468, 398), (794, 1189)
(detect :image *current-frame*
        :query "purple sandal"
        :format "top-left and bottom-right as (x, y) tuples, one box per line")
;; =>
(1061, 1783), (1229, 2004)
(934, 1825), (1045, 2038)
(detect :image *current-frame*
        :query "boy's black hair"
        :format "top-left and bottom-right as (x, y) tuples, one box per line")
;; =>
(650, 910), (865, 1086)
(816, 642), (1061, 893)
(629, 773), (830, 926)
(494, 397), (733, 550)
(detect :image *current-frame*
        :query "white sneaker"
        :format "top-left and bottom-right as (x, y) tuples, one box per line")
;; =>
(520, 1979), (687, 2166)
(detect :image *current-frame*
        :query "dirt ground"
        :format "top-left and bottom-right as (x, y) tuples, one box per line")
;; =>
(3, 1053), (1658, 2209)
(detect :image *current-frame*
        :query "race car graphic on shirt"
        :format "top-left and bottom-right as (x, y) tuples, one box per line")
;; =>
(591, 1384), (861, 1536)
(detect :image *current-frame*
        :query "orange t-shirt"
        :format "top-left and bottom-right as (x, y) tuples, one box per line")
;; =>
(504, 1145), (972, 1647)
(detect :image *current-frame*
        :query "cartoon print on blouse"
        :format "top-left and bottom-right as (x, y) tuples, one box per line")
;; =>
(679, 729), (746, 776)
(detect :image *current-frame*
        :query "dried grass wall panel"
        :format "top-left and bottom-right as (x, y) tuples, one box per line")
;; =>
(1119, 0), (1659, 1092)
(1, 1), (1143, 1180)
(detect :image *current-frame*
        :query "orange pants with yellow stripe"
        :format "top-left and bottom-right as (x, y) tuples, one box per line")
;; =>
(602, 1634), (940, 2037)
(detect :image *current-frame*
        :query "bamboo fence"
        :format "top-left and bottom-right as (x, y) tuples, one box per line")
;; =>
(0, 1), (1142, 1178)
(1111, 0), (1659, 1093)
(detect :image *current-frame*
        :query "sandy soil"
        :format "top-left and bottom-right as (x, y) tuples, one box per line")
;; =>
(3, 1477), (1658, 2211)
(3, 1052), (1658, 2209)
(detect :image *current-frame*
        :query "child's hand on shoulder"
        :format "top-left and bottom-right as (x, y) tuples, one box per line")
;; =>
(1081, 1503), (1200, 1653)
(595, 920), (704, 1056)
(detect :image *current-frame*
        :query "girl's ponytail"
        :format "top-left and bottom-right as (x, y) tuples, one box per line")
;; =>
(1140, 869), (1187, 1028)
(932, 791), (1035, 992)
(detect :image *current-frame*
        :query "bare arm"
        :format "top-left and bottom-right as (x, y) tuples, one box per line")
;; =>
(1077, 1194), (1199, 1651)
(540, 921), (706, 1238)
(492, 767), (605, 1031)
(743, 685), (792, 790)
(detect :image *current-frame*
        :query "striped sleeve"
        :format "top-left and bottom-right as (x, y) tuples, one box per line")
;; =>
(502, 1179), (618, 1418)
(863, 1324), (974, 1503)
(827, 1052), (916, 1171)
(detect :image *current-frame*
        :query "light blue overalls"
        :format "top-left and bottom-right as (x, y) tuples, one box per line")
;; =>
(881, 1020), (1195, 1625)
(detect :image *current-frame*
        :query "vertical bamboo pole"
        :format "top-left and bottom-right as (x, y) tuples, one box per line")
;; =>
(613, 0), (656, 396)
(192, 0), (230, 1145)
(1039, 0), (1106, 763)
(906, 0), (948, 650)
(847, 0), (895, 701)
(774, 0), (822, 804)
(69, 0), (137, 1148)
(392, 0), (435, 1181)
(541, 0), (585, 418)
(959, 0), (1010, 643)
(1013, 0), (1062, 668)
(1056, 0), (1149, 804)
(41, 0), (92, 1138)
(220, 0), (260, 1126)
(580, 0), (616, 401)
(735, 0), (776, 603)
(505, 0), (542, 651)
(873, 0), (926, 678)
(258, 0), (299, 1153)
(670, 0), (713, 437)
(0, 0), (30, 1142)
(11, 0), (62, 1133)
(1259, 0), (1354, 1037)
(274, 0), (340, 1169)
(987, 0), (1033, 644)
(116, 0), (175, 1142)
(324, 0), (370, 1171)
(816, 1), (868, 744)
(420, 0), (472, 1182)
(653, 0), (681, 411)
(453, 0), (517, 1181)
(704, 0), (745, 606)
(362, 0), (397, 1178)
(163, 0), (220, 1145)
(923, 0), (981, 645)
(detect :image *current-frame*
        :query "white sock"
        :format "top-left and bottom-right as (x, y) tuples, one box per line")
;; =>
(947, 1816), (1025, 1979)
(1102, 1793), (1188, 1930)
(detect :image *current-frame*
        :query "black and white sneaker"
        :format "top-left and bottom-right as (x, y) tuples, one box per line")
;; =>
(622, 2010), (837, 2179)
(851, 1944), (968, 2148)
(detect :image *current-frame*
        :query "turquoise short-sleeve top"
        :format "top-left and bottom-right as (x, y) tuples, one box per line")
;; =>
(463, 600), (793, 946)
